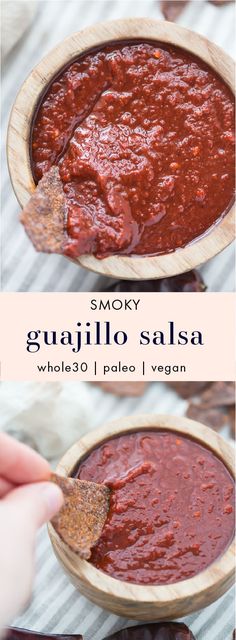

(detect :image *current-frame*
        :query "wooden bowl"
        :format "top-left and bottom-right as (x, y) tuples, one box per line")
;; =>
(7, 18), (235, 280)
(48, 414), (235, 620)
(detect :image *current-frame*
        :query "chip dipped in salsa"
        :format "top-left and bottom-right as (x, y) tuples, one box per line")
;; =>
(31, 41), (235, 259)
(76, 430), (235, 585)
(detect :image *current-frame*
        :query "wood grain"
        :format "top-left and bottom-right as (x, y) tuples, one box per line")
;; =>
(7, 18), (235, 280)
(48, 414), (235, 620)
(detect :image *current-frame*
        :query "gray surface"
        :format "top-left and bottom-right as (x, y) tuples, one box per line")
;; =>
(1, 0), (235, 292)
(13, 380), (235, 640)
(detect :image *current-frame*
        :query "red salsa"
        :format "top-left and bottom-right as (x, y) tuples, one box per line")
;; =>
(31, 41), (235, 259)
(76, 430), (235, 585)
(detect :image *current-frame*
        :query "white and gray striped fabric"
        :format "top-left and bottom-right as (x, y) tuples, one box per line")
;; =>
(13, 381), (235, 640)
(1, 0), (235, 292)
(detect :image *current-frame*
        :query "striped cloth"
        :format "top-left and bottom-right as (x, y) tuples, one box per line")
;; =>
(13, 380), (235, 640)
(1, 0), (235, 292)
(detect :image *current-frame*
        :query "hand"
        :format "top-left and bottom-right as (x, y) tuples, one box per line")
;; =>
(0, 433), (63, 632)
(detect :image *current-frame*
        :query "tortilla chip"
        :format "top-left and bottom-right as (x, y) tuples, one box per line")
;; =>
(50, 473), (110, 558)
(20, 166), (66, 254)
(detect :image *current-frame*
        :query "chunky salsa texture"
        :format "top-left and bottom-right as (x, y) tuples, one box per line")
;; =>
(76, 430), (235, 585)
(31, 41), (235, 259)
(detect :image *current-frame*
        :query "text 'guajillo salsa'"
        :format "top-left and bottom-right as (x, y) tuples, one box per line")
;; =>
(76, 430), (235, 585)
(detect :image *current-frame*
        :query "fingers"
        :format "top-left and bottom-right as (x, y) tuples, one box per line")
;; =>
(0, 436), (63, 629)
(0, 433), (51, 485)
(0, 477), (14, 498)
(0, 482), (63, 629)
(4, 481), (64, 530)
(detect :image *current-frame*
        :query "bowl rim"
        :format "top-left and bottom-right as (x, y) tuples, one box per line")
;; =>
(49, 413), (235, 605)
(7, 17), (235, 280)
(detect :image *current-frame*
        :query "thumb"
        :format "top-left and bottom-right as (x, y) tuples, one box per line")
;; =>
(4, 481), (64, 530)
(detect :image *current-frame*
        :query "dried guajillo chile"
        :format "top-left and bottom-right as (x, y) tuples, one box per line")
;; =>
(186, 403), (229, 430)
(104, 622), (196, 639)
(103, 271), (206, 293)
(160, 1), (189, 21)
(186, 382), (235, 433)
(168, 381), (235, 436)
(209, 0), (233, 4)
(161, 0), (233, 21)
(168, 382), (210, 398)
(5, 625), (196, 640)
(92, 381), (209, 398)
(199, 382), (235, 407)
(228, 407), (235, 439)
(93, 382), (148, 396)
(5, 630), (82, 640)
